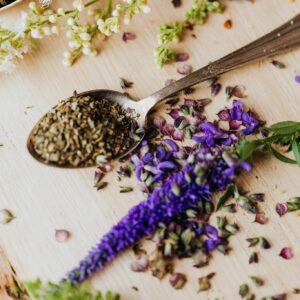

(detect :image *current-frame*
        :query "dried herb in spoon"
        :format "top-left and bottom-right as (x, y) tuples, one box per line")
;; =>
(30, 95), (140, 167)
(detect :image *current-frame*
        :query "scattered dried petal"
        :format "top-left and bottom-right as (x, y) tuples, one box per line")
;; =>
(119, 186), (134, 193)
(239, 283), (249, 297)
(259, 237), (271, 249)
(279, 247), (293, 260)
(295, 75), (300, 84)
(249, 252), (258, 264)
(254, 212), (268, 225)
(175, 52), (189, 62)
(0, 209), (15, 225)
(276, 203), (288, 217)
(271, 60), (286, 69)
(249, 276), (264, 287)
(120, 77), (133, 89)
(218, 109), (231, 121)
(232, 85), (246, 98)
(198, 272), (215, 292)
(246, 237), (260, 247)
(249, 193), (265, 202)
(55, 229), (70, 243)
(211, 83), (221, 97)
(171, 0), (181, 7)
(223, 19), (232, 29)
(130, 254), (149, 272)
(169, 272), (187, 289)
(193, 251), (209, 268)
(177, 64), (192, 75)
(122, 32), (136, 42)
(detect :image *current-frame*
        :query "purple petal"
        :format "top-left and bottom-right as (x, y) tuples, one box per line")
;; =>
(192, 135), (206, 143)
(239, 161), (252, 172)
(135, 166), (143, 181)
(153, 115), (166, 128)
(168, 109), (180, 119)
(279, 247), (293, 260)
(164, 139), (179, 152)
(295, 75), (300, 84)
(175, 52), (189, 62)
(177, 64), (192, 75)
(122, 32), (136, 42)
(204, 224), (219, 239)
(276, 203), (288, 217)
(217, 109), (230, 121)
(229, 120), (241, 130)
(211, 83), (221, 97)
(157, 161), (177, 170)
(172, 130), (184, 141)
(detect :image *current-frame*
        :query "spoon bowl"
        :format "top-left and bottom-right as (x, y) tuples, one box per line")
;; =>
(27, 13), (300, 168)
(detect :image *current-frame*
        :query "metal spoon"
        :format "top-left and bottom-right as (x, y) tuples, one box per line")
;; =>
(28, 13), (300, 168)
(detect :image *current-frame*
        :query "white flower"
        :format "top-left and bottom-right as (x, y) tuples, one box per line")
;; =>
(62, 58), (72, 67)
(63, 51), (71, 58)
(51, 26), (59, 34)
(124, 16), (130, 25)
(67, 18), (75, 27)
(79, 32), (91, 41)
(66, 30), (73, 38)
(57, 8), (65, 15)
(42, 26), (51, 36)
(28, 2), (36, 10)
(48, 15), (57, 23)
(82, 47), (91, 55)
(112, 10), (119, 17)
(31, 29), (42, 39)
(142, 5), (151, 14)
(68, 40), (80, 48)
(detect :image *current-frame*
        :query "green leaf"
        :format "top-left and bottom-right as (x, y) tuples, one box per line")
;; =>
(236, 139), (262, 161)
(216, 184), (235, 211)
(268, 121), (300, 135)
(270, 147), (297, 164)
(292, 139), (300, 166)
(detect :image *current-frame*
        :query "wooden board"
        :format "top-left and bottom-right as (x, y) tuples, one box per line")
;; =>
(1, 1), (300, 299)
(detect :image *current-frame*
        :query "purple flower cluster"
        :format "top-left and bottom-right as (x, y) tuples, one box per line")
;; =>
(64, 99), (263, 284)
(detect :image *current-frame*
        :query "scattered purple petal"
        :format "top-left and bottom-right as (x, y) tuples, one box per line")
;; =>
(177, 64), (192, 75)
(211, 83), (221, 97)
(122, 32), (136, 42)
(276, 203), (288, 217)
(279, 247), (293, 260)
(295, 75), (300, 84)
(175, 52), (189, 62)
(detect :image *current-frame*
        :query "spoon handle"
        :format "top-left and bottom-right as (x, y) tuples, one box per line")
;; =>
(145, 13), (300, 104)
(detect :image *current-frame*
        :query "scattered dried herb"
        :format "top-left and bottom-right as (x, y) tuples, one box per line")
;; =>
(177, 64), (192, 75)
(169, 272), (187, 289)
(261, 294), (287, 300)
(279, 247), (293, 260)
(30, 95), (140, 167)
(55, 229), (71, 243)
(224, 19), (232, 29)
(122, 32), (136, 42)
(254, 212), (268, 225)
(130, 254), (149, 272)
(0, 209), (15, 224)
(171, 0), (181, 7)
(239, 283), (249, 297)
(249, 252), (258, 264)
(246, 294), (255, 300)
(120, 77), (134, 89)
(198, 272), (215, 292)
(175, 52), (189, 62)
(271, 60), (286, 69)
(119, 186), (133, 193)
(249, 276), (264, 287)
(216, 183), (235, 211)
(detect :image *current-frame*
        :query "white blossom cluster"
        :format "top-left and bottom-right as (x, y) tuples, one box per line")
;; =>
(0, 0), (150, 73)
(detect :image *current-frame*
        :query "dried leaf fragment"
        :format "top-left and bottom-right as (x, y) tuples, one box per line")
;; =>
(198, 272), (215, 292)
(0, 209), (15, 224)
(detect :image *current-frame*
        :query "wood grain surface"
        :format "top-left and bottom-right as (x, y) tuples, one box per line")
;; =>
(1, 1), (300, 299)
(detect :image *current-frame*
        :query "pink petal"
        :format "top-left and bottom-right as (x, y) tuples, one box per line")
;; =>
(229, 120), (241, 130)
(254, 212), (268, 225)
(177, 64), (192, 75)
(168, 109), (180, 120)
(276, 203), (288, 217)
(55, 229), (71, 243)
(122, 32), (136, 42)
(279, 247), (293, 260)
(160, 124), (174, 136)
(175, 52), (189, 62)
(172, 130), (184, 141)
(153, 115), (166, 128)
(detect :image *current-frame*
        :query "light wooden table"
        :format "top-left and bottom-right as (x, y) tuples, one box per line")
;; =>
(1, 1), (300, 299)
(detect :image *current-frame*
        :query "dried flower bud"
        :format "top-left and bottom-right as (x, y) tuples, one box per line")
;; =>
(169, 272), (187, 289)
(239, 283), (249, 297)
(254, 212), (268, 225)
(0, 209), (15, 225)
(55, 229), (71, 243)
(275, 203), (288, 217)
(249, 252), (258, 264)
(198, 272), (215, 292)
(279, 247), (293, 260)
(249, 276), (264, 287)
(259, 237), (271, 249)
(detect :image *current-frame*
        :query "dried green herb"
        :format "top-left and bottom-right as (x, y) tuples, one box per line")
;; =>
(239, 283), (249, 297)
(30, 95), (140, 167)
(216, 183), (235, 210)
(198, 272), (215, 292)
(271, 60), (286, 69)
(245, 294), (255, 300)
(119, 186), (134, 193)
(246, 237), (271, 249)
(249, 276), (264, 287)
